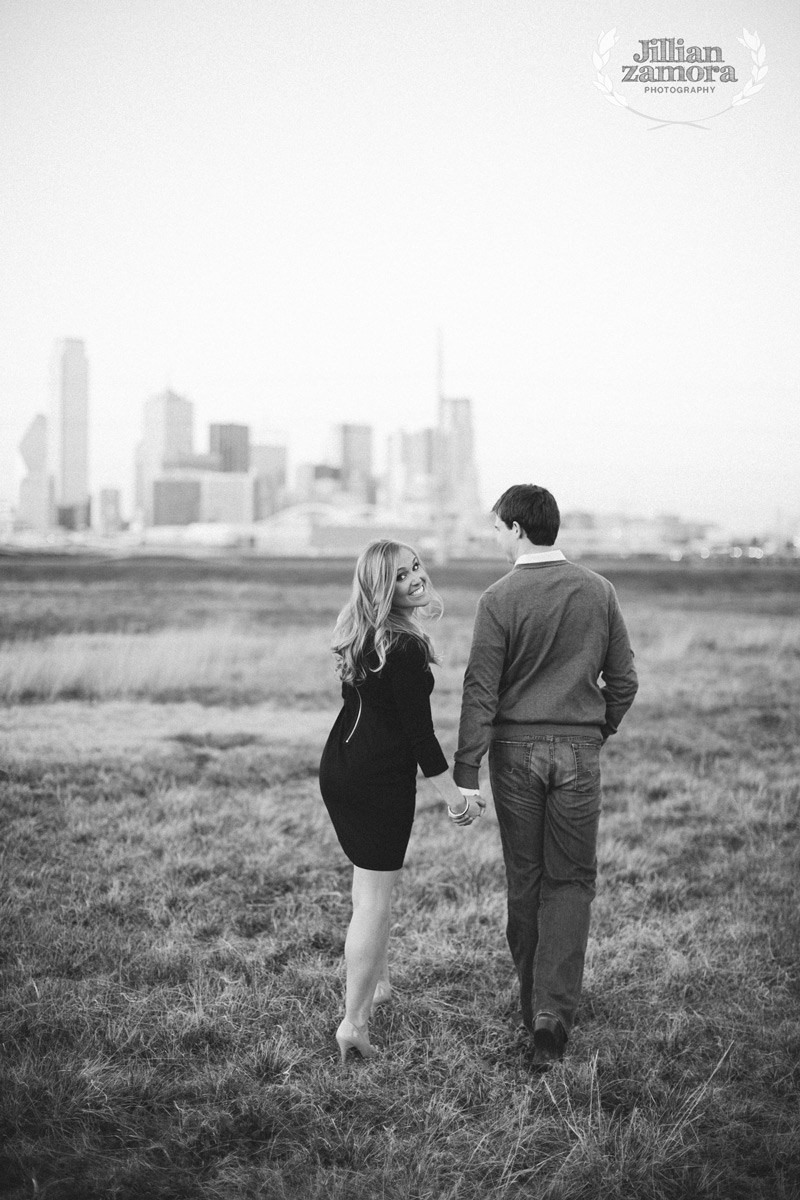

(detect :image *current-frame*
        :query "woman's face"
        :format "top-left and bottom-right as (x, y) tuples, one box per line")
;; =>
(391, 548), (430, 612)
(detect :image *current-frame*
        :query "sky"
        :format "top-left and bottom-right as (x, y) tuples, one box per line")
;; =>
(1, 0), (798, 537)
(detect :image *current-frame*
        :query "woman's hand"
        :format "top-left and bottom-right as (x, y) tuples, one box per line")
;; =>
(447, 791), (485, 827)
(426, 771), (485, 826)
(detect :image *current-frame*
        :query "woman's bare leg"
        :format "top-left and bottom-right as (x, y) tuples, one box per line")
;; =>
(344, 865), (400, 1029)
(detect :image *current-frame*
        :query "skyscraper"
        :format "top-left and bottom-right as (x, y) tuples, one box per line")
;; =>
(437, 396), (482, 540)
(143, 388), (193, 467)
(50, 338), (89, 529)
(97, 488), (123, 536)
(385, 427), (439, 519)
(251, 443), (288, 518)
(137, 389), (194, 524)
(337, 423), (374, 502)
(210, 423), (250, 472)
(17, 414), (50, 532)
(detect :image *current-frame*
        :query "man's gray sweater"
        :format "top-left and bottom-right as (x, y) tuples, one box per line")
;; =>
(453, 559), (638, 789)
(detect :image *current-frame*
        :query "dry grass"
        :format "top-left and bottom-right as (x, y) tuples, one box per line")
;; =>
(1, 556), (799, 1199)
(0, 627), (339, 707)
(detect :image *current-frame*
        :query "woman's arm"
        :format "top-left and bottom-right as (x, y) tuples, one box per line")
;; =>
(387, 638), (484, 825)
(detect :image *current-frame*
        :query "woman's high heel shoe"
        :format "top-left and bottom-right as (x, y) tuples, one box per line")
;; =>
(370, 980), (392, 1017)
(335, 1019), (377, 1064)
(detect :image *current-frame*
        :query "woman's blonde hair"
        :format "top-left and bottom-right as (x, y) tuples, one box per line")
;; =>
(332, 539), (442, 684)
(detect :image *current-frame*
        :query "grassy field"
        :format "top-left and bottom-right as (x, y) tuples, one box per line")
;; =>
(1, 554), (799, 1199)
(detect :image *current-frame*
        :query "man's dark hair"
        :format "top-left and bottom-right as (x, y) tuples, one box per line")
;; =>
(492, 485), (560, 546)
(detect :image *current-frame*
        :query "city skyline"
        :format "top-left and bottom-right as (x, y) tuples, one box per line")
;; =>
(8, 342), (793, 558)
(7, 336), (799, 542)
(21, 350), (740, 560)
(131, 377), (487, 532)
(12, 352), (483, 543)
(1, 0), (799, 537)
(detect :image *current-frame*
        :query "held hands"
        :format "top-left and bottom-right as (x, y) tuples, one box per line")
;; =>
(427, 770), (484, 827)
(447, 789), (486, 827)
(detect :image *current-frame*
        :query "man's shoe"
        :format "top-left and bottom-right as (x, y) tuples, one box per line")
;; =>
(532, 1014), (567, 1070)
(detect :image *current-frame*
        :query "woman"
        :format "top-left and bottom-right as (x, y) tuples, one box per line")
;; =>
(319, 539), (484, 1063)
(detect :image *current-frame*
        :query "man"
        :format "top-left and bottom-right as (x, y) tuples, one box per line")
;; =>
(453, 484), (638, 1069)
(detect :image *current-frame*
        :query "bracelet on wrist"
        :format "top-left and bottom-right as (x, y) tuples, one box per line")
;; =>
(447, 797), (470, 817)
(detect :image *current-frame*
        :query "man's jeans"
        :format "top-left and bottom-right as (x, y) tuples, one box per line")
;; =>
(489, 735), (602, 1038)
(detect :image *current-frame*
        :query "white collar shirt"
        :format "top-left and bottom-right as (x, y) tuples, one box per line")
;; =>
(514, 550), (566, 566)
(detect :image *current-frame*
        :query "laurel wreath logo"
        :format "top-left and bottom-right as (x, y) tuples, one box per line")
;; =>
(592, 29), (629, 109)
(733, 28), (768, 106)
(593, 28), (768, 128)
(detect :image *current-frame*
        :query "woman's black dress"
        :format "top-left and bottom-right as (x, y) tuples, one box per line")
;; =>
(319, 634), (448, 870)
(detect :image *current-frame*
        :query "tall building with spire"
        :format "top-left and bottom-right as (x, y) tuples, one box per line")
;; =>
(50, 338), (90, 529)
(383, 337), (482, 551)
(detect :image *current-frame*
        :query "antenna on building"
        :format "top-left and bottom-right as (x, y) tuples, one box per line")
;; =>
(436, 327), (444, 402)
